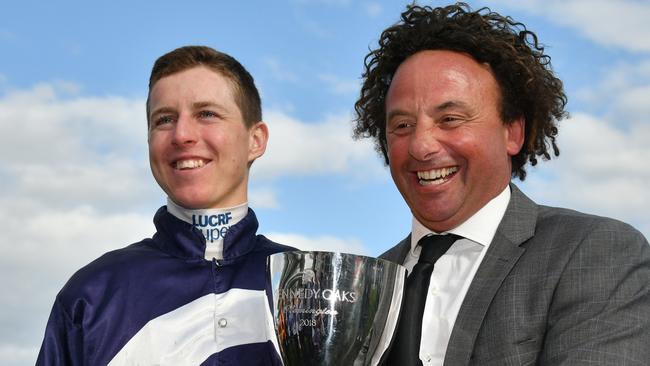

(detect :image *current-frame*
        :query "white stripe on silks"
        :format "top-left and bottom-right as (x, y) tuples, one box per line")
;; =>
(108, 288), (276, 366)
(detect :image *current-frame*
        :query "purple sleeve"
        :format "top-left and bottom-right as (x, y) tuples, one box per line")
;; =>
(36, 298), (84, 366)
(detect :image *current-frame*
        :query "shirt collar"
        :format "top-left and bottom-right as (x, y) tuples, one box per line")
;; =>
(410, 185), (511, 250)
(165, 198), (248, 260)
(152, 205), (260, 264)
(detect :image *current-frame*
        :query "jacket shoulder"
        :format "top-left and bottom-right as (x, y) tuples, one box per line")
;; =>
(535, 205), (647, 245)
(255, 235), (298, 256)
(56, 240), (158, 307)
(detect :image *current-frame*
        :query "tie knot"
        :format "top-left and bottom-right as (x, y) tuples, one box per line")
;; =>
(417, 234), (459, 264)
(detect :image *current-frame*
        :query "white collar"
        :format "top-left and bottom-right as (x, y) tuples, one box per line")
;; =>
(411, 185), (511, 250)
(166, 198), (249, 260)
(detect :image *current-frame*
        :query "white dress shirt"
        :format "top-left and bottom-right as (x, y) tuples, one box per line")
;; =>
(403, 186), (511, 365)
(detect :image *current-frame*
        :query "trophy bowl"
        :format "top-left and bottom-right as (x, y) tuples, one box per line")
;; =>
(267, 251), (406, 366)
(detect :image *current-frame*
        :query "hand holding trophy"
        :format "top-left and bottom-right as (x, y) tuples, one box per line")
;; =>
(268, 251), (406, 365)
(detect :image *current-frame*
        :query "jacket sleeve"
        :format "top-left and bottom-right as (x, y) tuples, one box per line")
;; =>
(36, 297), (84, 366)
(540, 220), (650, 365)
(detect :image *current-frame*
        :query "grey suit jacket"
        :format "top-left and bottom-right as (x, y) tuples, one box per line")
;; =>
(380, 184), (650, 365)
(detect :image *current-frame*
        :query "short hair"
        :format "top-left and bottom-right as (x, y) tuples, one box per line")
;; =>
(147, 45), (262, 128)
(353, 3), (568, 180)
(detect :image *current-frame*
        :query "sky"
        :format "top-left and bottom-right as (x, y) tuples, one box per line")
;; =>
(1, 0), (649, 364)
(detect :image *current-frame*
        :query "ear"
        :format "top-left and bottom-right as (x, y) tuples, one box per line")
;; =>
(505, 116), (525, 156)
(248, 121), (269, 163)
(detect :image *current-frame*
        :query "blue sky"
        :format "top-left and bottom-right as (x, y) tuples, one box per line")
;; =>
(1, 0), (649, 364)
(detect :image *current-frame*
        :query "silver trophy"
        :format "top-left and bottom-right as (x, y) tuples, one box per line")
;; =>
(267, 251), (406, 366)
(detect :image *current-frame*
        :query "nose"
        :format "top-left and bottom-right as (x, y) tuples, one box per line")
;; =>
(171, 114), (198, 147)
(408, 118), (443, 161)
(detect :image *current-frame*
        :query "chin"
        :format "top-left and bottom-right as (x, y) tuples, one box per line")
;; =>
(413, 205), (458, 227)
(169, 193), (210, 210)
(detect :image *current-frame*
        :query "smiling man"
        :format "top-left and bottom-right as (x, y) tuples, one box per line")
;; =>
(354, 4), (650, 365)
(37, 46), (294, 365)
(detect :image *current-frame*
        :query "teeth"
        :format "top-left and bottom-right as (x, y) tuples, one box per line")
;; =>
(417, 167), (458, 184)
(175, 159), (206, 170)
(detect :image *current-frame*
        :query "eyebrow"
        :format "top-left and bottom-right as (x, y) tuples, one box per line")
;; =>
(386, 100), (471, 121)
(386, 108), (410, 122)
(192, 101), (227, 111)
(435, 100), (471, 112)
(150, 101), (228, 119)
(149, 106), (176, 120)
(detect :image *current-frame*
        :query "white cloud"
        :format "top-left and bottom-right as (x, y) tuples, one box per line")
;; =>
(249, 187), (281, 209)
(263, 57), (299, 83)
(0, 343), (39, 366)
(7, 159), (155, 212)
(0, 82), (155, 213)
(265, 232), (368, 255)
(253, 109), (382, 180)
(0, 83), (187, 362)
(318, 73), (360, 95)
(522, 52), (650, 240)
(573, 58), (650, 129)
(489, 0), (650, 53)
(0, 29), (15, 42)
(616, 84), (650, 118)
(524, 112), (650, 237)
(363, 2), (383, 17)
(0, 205), (154, 366)
(0, 82), (146, 163)
(0, 206), (154, 272)
(291, 9), (332, 39)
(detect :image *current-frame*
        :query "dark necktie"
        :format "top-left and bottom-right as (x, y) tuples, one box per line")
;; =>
(387, 234), (459, 366)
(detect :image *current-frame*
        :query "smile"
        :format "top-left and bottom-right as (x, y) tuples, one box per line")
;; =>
(417, 166), (458, 185)
(174, 159), (208, 170)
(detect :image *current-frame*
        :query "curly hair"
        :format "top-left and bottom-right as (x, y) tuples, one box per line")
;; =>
(353, 3), (567, 180)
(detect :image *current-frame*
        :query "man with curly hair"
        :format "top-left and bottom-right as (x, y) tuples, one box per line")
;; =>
(354, 3), (650, 365)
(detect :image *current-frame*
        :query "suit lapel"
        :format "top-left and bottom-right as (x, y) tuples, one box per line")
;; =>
(380, 234), (411, 264)
(443, 184), (537, 365)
